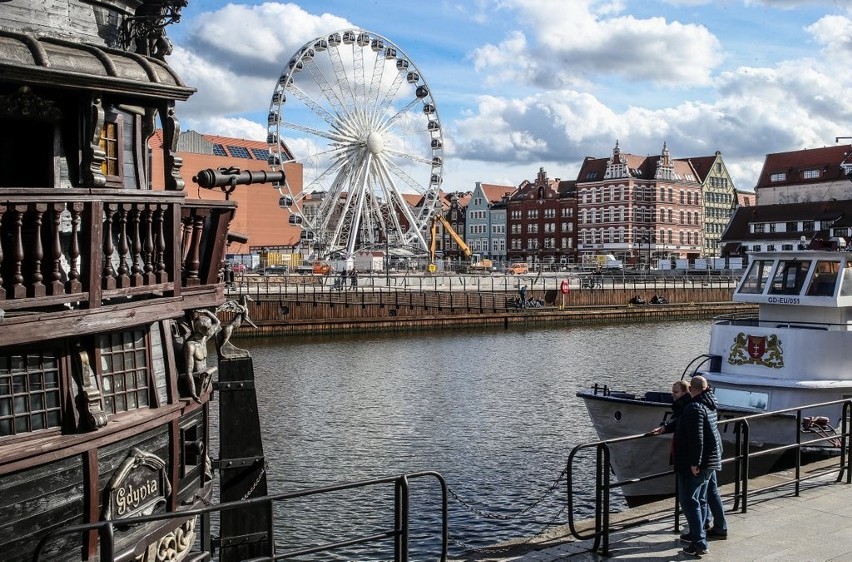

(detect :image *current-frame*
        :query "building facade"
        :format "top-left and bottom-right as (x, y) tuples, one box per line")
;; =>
(678, 151), (738, 257)
(575, 142), (703, 265)
(465, 182), (514, 266)
(506, 168), (577, 266)
(755, 145), (852, 205)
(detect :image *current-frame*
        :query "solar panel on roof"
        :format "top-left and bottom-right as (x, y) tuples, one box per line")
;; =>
(227, 145), (251, 159)
(251, 148), (270, 160)
(212, 144), (227, 156)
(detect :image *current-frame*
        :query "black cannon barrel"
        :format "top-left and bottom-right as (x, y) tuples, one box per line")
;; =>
(192, 167), (285, 189)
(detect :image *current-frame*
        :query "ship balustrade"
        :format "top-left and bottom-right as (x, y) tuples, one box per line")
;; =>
(565, 398), (852, 555)
(0, 190), (235, 314)
(32, 470), (448, 562)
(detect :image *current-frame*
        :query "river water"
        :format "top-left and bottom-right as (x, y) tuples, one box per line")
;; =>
(238, 319), (710, 560)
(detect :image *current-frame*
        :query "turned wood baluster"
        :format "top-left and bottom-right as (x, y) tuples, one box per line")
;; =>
(102, 202), (117, 290)
(28, 203), (47, 298)
(10, 204), (26, 299)
(184, 212), (204, 285)
(130, 204), (143, 287)
(48, 202), (65, 295)
(155, 204), (168, 283)
(68, 202), (83, 294)
(143, 204), (155, 284)
(0, 204), (5, 301)
(116, 204), (130, 288)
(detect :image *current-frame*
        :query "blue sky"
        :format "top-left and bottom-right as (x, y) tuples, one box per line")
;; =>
(166, 1), (852, 193)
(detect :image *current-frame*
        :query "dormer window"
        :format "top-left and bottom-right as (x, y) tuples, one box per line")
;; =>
(770, 172), (786, 182)
(803, 169), (820, 179)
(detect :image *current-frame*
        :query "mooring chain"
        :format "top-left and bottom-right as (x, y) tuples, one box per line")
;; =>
(449, 503), (570, 554)
(242, 462), (269, 501)
(447, 466), (567, 521)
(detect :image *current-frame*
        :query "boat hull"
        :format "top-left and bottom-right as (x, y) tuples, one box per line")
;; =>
(578, 392), (815, 505)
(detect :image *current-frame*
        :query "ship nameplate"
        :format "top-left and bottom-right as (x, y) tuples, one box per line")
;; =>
(103, 448), (172, 520)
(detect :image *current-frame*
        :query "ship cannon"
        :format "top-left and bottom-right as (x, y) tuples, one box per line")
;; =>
(192, 167), (285, 198)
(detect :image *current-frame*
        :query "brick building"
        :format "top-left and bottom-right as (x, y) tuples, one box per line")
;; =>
(149, 130), (303, 254)
(575, 142), (703, 265)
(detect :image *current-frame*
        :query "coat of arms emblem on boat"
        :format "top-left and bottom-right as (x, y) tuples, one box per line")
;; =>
(728, 332), (784, 368)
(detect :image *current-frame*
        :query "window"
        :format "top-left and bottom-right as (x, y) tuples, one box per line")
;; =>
(786, 221), (798, 233)
(739, 259), (773, 294)
(98, 330), (151, 415)
(0, 350), (62, 436)
(212, 144), (227, 156)
(769, 259), (812, 295)
(99, 116), (122, 182)
(770, 172), (786, 182)
(753, 223), (765, 233)
(803, 221), (815, 233)
(803, 169), (820, 179)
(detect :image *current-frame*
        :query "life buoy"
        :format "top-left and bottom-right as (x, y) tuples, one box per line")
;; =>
(560, 279), (570, 294)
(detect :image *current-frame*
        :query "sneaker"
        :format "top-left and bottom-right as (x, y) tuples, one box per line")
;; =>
(707, 528), (728, 540)
(682, 544), (707, 557)
(679, 531), (691, 542)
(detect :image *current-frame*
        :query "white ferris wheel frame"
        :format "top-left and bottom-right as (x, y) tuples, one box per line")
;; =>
(266, 28), (444, 259)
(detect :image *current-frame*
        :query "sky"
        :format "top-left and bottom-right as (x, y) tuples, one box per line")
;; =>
(165, 0), (852, 194)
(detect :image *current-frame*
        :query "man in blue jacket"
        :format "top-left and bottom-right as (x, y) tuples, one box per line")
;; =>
(673, 375), (725, 556)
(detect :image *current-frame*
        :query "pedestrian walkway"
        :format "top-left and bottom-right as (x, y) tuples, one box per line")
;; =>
(462, 460), (852, 561)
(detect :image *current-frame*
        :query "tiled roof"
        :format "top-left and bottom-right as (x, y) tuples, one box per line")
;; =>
(479, 183), (515, 202)
(721, 199), (852, 242)
(755, 145), (852, 189)
(677, 155), (718, 182)
(576, 153), (699, 183)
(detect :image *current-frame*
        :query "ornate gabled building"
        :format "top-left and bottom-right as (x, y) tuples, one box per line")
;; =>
(575, 142), (703, 264)
(506, 167), (577, 267)
(677, 151), (738, 257)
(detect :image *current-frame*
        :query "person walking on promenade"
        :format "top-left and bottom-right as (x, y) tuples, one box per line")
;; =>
(350, 269), (358, 289)
(673, 375), (725, 557)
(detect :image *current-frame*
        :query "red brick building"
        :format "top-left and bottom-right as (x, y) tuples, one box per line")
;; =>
(506, 167), (577, 266)
(575, 142), (703, 265)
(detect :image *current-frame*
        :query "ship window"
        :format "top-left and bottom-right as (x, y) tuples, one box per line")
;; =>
(0, 350), (62, 436)
(768, 259), (811, 295)
(99, 117), (122, 181)
(806, 260), (840, 297)
(97, 329), (151, 415)
(738, 259), (773, 294)
(840, 266), (852, 297)
(713, 388), (768, 410)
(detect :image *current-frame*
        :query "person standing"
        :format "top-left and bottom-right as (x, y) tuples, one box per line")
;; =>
(673, 375), (725, 557)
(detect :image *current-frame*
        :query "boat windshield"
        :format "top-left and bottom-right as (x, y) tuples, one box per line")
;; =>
(768, 259), (811, 295)
(805, 260), (840, 297)
(841, 264), (852, 297)
(739, 259), (774, 294)
(713, 387), (769, 410)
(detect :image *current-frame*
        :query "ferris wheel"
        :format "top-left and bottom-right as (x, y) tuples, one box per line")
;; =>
(266, 29), (444, 258)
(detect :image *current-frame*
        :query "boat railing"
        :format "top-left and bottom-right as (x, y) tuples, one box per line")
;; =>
(567, 398), (852, 555)
(31, 470), (448, 562)
(714, 315), (847, 331)
(0, 190), (235, 315)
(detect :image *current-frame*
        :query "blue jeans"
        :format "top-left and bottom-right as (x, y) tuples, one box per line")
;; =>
(678, 468), (711, 549)
(703, 470), (727, 533)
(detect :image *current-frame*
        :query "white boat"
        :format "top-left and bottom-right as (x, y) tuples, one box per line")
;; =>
(578, 248), (852, 505)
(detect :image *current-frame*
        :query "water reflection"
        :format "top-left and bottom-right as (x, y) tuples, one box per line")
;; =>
(239, 319), (710, 559)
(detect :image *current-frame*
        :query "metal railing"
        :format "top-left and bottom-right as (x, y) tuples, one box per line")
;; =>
(566, 398), (852, 554)
(33, 471), (448, 562)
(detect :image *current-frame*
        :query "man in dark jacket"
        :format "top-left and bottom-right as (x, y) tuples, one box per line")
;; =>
(673, 376), (724, 556)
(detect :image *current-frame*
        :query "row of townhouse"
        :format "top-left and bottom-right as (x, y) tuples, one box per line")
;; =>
(439, 141), (740, 268)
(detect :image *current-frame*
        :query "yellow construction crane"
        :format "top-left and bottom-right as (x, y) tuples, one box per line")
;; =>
(428, 215), (492, 273)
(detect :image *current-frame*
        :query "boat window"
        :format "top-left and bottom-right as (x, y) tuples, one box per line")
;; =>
(768, 259), (811, 295)
(0, 349), (62, 436)
(806, 260), (840, 297)
(97, 329), (151, 415)
(713, 388), (768, 410)
(738, 259), (774, 294)
(840, 266), (852, 297)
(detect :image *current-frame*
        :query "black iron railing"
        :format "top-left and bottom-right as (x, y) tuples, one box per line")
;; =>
(32, 471), (448, 562)
(566, 398), (852, 555)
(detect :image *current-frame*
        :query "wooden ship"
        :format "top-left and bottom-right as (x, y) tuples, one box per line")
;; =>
(0, 1), (272, 560)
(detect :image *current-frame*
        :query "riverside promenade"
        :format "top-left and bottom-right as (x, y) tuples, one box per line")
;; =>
(465, 459), (852, 561)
